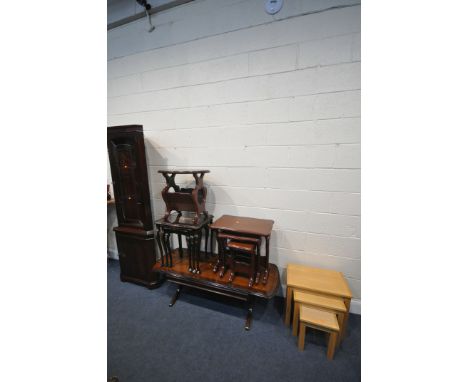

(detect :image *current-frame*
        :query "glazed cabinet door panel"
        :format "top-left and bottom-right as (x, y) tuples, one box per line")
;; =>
(107, 129), (153, 231)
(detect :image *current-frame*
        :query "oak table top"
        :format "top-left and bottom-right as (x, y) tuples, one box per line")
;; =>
(293, 290), (347, 312)
(210, 215), (274, 237)
(287, 263), (352, 299)
(300, 305), (340, 332)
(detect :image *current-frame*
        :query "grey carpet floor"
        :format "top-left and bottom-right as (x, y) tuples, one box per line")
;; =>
(108, 259), (360, 382)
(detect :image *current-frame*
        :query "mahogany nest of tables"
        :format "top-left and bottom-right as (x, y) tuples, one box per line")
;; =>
(210, 215), (274, 285)
(155, 212), (213, 273)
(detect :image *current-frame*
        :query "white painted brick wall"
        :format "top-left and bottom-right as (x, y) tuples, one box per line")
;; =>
(108, 0), (361, 311)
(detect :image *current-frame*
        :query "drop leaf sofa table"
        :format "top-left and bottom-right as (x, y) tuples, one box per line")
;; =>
(153, 214), (279, 330)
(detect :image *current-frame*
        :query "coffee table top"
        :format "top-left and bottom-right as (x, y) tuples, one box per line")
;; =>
(210, 215), (274, 237)
(287, 263), (352, 299)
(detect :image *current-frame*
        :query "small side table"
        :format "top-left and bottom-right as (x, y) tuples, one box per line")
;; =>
(210, 215), (274, 284)
(155, 213), (213, 274)
(158, 169), (210, 224)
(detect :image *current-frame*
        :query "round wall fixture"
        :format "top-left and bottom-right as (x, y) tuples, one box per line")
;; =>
(264, 0), (283, 15)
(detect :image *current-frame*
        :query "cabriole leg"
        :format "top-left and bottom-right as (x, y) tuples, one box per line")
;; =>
(178, 234), (183, 258)
(155, 226), (164, 267)
(187, 234), (193, 273)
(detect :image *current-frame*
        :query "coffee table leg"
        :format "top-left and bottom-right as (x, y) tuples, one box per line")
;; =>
(169, 285), (182, 307)
(245, 295), (254, 330)
(284, 286), (293, 326)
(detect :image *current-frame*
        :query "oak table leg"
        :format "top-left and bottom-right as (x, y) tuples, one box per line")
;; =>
(327, 332), (338, 360)
(337, 312), (345, 346)
(342, 298), (351, 339)
(284, 286), (293, 326)
(292, 302), (300, 336)
(298, 322), (306, 351)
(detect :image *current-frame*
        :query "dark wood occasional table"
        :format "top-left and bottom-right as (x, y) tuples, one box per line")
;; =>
(158, 169), (209, 224)
(155, 212), (213, 274)
(210, 215), (274, 284)
(153, 214), (279, 330)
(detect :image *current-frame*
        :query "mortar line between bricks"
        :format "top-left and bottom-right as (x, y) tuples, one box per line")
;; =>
(147, 143), (361, 149)
(138, 116), (361, 132)
(108, 33), (361, 81)
(147, 165), (361, 170)
(152, 194), (361, 218)
(151, 189), (360, 195)
(153, 199), (361, 216)
(109, 60), (361, 99)
(108, 61), (361, 100)
(149, 182), (360, 190)
(146, 164), (361, 169)
(184, 184), (361, 193)
(190, 201), (361, 218)
(112, 115), (360, 126)
(273, 246), (361, 261)
(108, 88), (361, 116)
(151, 186), (360, 196)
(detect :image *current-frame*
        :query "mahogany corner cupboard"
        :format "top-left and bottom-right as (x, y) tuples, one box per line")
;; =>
(107, 125), (163, 288)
